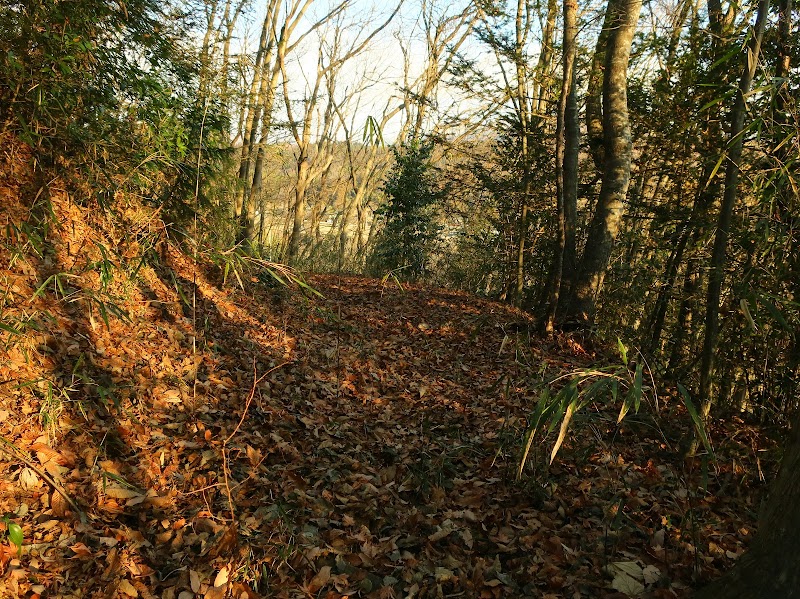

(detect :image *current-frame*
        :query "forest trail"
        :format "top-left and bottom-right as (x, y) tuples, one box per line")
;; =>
(0, 140), (768, 598)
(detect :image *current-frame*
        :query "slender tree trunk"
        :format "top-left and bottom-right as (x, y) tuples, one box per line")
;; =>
(199, 0), (220, 99)
(219, 0), (247, 112)
(561, 25), (579, 312)
(514, 0), (533, 306)
(667, 257), (699, 373)
(586, 7), (613, 173)
(772, 0), (799, 385)
(287, 153), (310, 262)
(644, 0), (735, 348)
(647, 158), (718, 351)
(515, 199), (529, 306)
(398, 0), (481, 142)
(544, 0), (578, 331)
(237, 0), (285, 244)
(515, 0), (558, 307)
(566, 0), (643, 322)
(666, 0), (693, 69)
(238, 0), (333, 245)
(356, 203), (366, 259)
(241, 70), (279, 244)
(534, 0), (558, 116)
(234, 6), (273, 235)
(698, 0), (769, 419)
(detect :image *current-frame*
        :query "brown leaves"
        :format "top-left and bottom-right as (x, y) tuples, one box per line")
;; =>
(0, 166), (771, 599)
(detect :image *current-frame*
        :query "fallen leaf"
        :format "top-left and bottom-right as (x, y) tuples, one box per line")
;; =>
(460, 528), (474, 549)
(435, 567), (455, 583)
(118, 579), (138, 597)
(190, 569), (201, 593)
(428, 520), (453, 542)
(213, 565), (231, 588)
(205, 524), (238, 558)
(309, 565), (332, 593)
(611, 571), (645, 596)
(609, 561), (643, 580)
(643, 564), (661, 584)
(204, 585), (226, 599)
(69, 542), (93, 558)
(104, 486), (142, 500)
(51, 492), (69, 517)
(18, 468), (40, 491)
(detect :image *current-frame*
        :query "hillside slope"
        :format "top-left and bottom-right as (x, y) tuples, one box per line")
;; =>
(0, 135), (767, 598)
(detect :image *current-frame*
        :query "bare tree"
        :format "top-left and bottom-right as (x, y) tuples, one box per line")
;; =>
(234, 0), (354, 244)
(396, 0), (483, 142)
(282, 3), (403, 263)
(199, 0), (250, 108)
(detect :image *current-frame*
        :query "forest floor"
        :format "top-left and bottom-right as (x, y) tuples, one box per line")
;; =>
(0, 137), (778, 598)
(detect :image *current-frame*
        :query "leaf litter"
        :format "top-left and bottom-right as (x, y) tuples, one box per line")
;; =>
(0, 135), (777, 597)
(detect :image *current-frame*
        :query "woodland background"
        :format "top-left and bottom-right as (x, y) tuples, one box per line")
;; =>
(0, 0), (798, 596)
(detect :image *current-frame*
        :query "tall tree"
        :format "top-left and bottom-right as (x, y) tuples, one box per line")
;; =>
(397, 0), (483, 142)
(772, 0), (799, 379)
(565, 0), (643, 322)
(544, 0), (579, 331)
(283, 3), (402, 263)
(234, 0), (352, 245)
(512, 0), (559, 306)
(473, 0), (559, 305)
(697, 0), (769, 419)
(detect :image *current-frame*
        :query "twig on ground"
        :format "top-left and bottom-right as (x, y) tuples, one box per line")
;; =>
(0, 435), (87, 523)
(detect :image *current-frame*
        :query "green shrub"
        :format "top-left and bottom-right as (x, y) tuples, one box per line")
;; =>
(367, 137), (443, 281)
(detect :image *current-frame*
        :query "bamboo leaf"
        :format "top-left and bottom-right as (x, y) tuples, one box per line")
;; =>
(677, 383), (713, 455)
(518, 389), (551, 478)
(550, 395), (579, 464)
(617, 338), (628, 366)
(633, 363), (643, 412)
(546, 385), (574, 435)
(32, 275), (56, 299)
(0, 321), (23, 335)
(708, 153), (726, 182)
(293, 276), (324, 298)
(740, 298), (758, 332)
(758, 296), (790, 330)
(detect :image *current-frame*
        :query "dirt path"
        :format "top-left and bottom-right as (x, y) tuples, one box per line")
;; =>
(0, 209), (763, 598)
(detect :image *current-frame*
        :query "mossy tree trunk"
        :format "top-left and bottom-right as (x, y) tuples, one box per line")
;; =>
(565, 0), (642, 322)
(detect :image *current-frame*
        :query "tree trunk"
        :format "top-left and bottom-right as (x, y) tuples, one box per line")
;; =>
(694, 409), (800, 598)
(544, 0), (578, 332)
(585, 6), (613, 173)
(698, 0), (769, 419)
(560, 15), (579, 314)
(566, 0), (642, 322)
(647, 158), (719, 352)
(772, 0), (799, 389)
(234, 4), (273, 238)
(515, 199), (529, 306)
(667, 257), (699, 374)
(199, 0), (219, 99)
(287, 154), (310, 262)
(533, 0), (558, 116)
